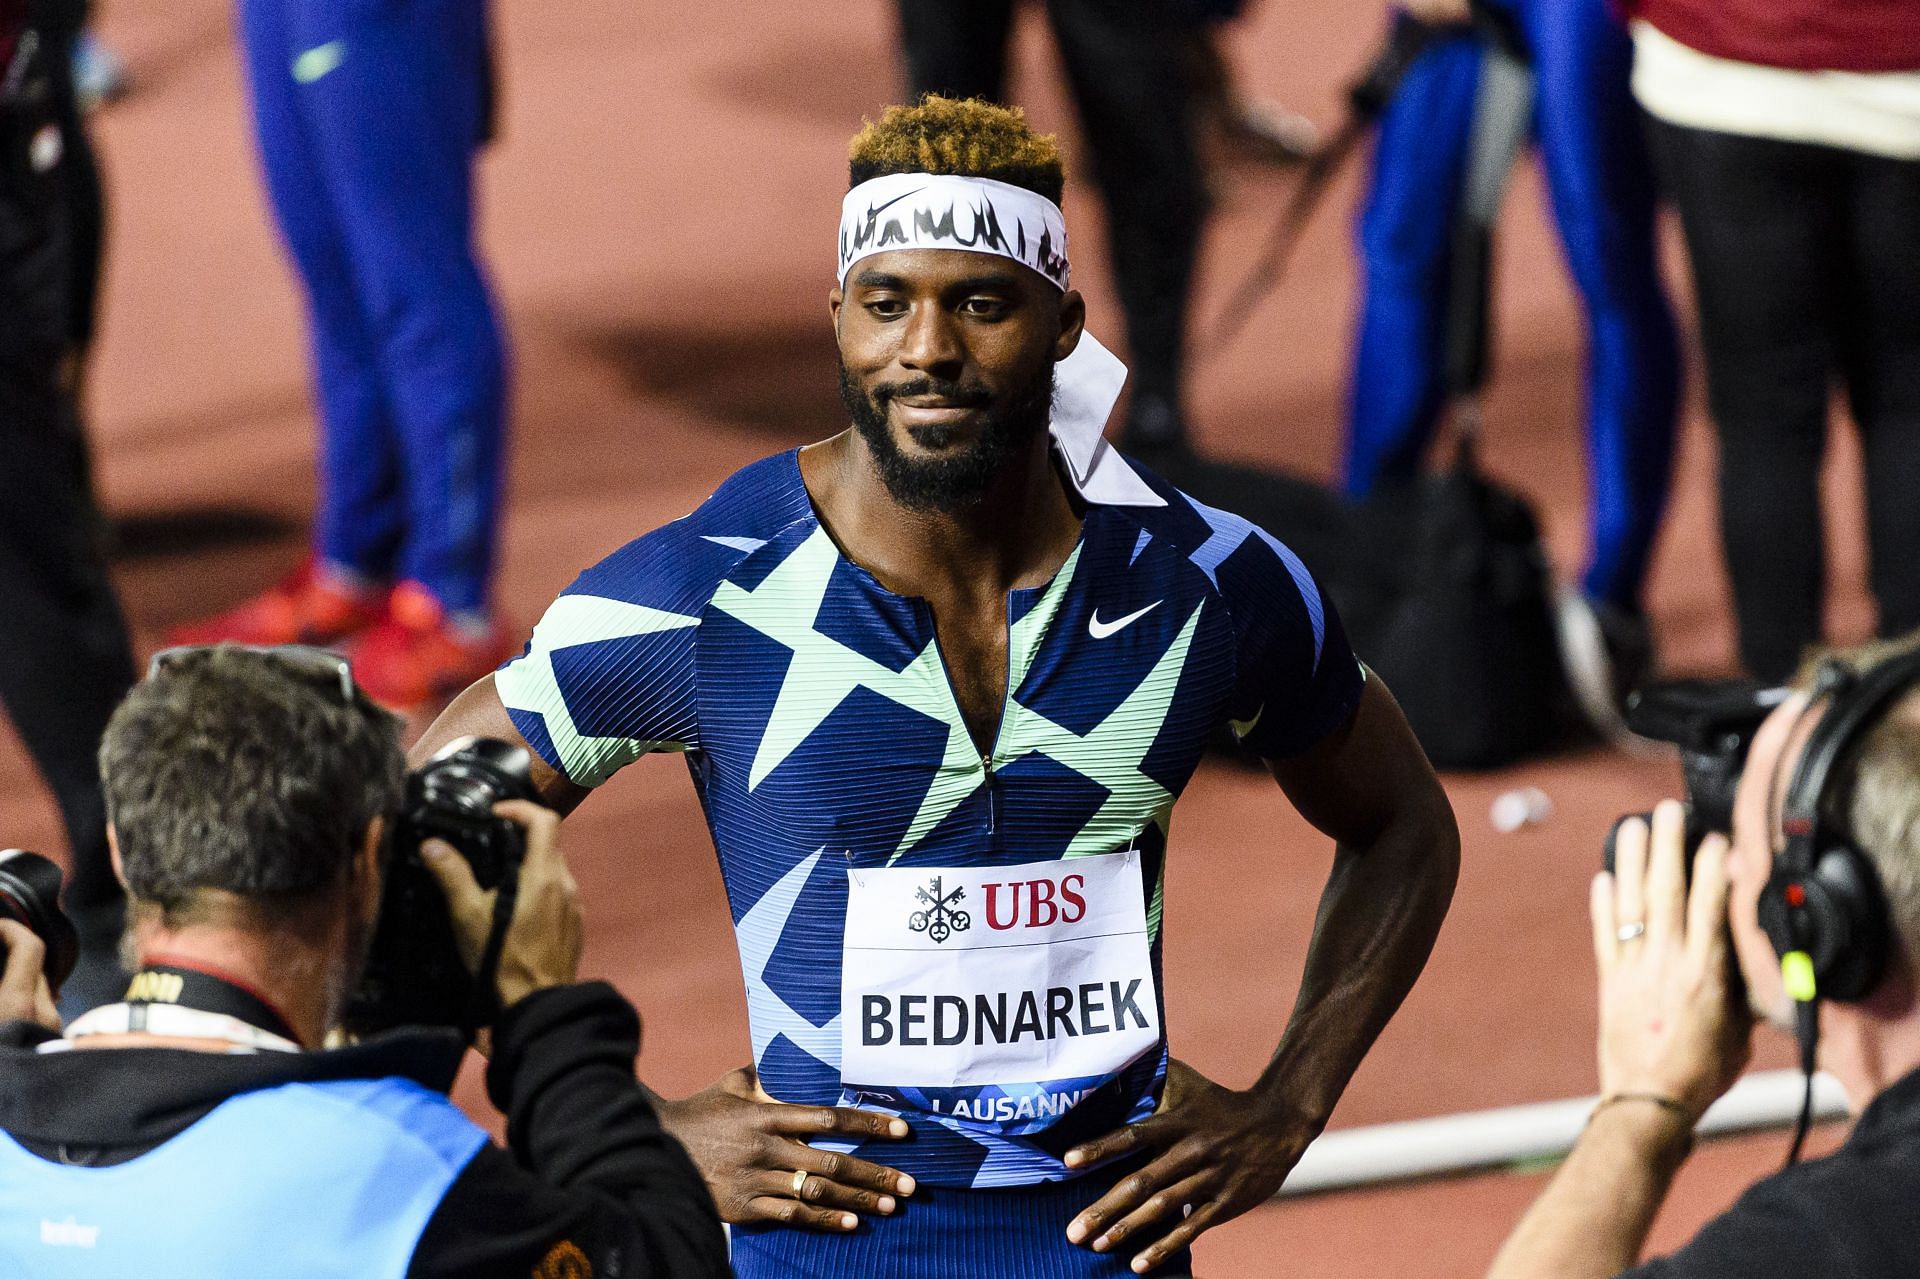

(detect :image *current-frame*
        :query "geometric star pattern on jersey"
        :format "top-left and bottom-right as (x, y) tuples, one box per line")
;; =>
(493, 593), (699, 786)
(1185, 493), (1326, 667)
(712, 527), (1092, 863)
(710, 527), (985, 807)
(710, 524), (1196, 871)
(735, 847), (842, 1069)
(993, 598), (1201, 863)
(887, 539), (1083, 863)
(703, 534), (767, 554)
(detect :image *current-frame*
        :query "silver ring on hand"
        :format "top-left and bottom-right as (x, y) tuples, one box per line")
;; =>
(791, 1169), (810, 1195)
(1616, 921), (1647, 942)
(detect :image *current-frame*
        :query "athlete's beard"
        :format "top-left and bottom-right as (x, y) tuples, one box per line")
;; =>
(840, 356), (1056, 514)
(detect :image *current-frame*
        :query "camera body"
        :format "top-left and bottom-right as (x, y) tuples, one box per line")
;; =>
(1605, 680), (1787, 1008)
(395, 736), (531, 892)
(347, 736), (537, 1038)
(0, 850), (77, 990)
(1603, 679), (1788, 875)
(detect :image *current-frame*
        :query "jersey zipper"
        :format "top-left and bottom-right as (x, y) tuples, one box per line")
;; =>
(981, 589), (1018, 844)
(982, 752), (997, 837)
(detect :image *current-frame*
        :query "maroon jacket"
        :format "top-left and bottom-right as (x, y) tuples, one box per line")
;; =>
(1628, 0), (1920, 73)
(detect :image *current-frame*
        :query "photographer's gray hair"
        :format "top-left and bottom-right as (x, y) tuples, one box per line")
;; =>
(98, 647), (405, 917)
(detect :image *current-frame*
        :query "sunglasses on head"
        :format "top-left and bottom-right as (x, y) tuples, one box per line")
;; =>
(145, 643), (357, 704)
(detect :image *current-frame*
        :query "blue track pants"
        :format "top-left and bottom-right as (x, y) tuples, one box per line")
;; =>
(1344, 0), (1679, 611)
(239, 0), (506, 613)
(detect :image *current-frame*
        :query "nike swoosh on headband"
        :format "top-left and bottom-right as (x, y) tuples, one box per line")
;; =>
(1088, 601), (1160, 639)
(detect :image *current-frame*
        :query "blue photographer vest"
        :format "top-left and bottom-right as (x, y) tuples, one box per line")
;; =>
(0, 1075), (487, 1277)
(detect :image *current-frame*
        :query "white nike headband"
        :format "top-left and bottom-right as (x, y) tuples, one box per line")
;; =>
(837, 173), (1070, 290)
(834, 171), (1162, 508)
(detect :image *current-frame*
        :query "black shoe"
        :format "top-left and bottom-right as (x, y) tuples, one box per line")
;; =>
(1554, 590), (1655, 744)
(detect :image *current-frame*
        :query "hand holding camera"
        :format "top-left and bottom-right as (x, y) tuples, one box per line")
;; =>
(1592, 801), (1753, 1124)
(422, 797), (583, 1012)
(349, 736), (578, 1039)
(0, 849), (74, 1033)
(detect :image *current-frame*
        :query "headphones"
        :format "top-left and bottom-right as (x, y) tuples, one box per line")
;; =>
(1757, 651), (1920, 1005)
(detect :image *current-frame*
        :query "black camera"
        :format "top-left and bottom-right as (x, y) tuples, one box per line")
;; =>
(0, 850), (78, 991)
(1606, 680), (1792, 1010)
(1603, 680), (1788, 875)
(347, 736), (538, 1039)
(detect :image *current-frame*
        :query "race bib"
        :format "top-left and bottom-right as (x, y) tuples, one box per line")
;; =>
(838, 851), (1161, 1136)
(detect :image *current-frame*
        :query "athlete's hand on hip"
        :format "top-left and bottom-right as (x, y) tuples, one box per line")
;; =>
(656, 1065), (917, 1232)
(1063, 1059), (1312, 1274)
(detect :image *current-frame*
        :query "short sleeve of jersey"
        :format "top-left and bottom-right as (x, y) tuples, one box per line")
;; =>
(1215, 535), (1364, 760)
(493, 533), (712, 789)
(494, 454), (814, 789)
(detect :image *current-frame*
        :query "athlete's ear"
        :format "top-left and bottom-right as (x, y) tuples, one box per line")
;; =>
(1053, 289), (1086, 362)
(829, 286), (845, 339)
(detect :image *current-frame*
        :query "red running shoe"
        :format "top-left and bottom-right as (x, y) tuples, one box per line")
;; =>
(350, 581), (517, 708)
(167, 558), (385, 647)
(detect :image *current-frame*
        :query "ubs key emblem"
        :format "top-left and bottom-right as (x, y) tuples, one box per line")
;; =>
(908, 876), (970, 944)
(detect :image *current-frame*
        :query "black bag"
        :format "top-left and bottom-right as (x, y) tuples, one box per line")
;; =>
(1348, 439), (1569, 768)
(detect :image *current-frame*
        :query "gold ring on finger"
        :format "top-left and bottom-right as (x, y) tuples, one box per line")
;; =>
(791, 1169), (810, 1195)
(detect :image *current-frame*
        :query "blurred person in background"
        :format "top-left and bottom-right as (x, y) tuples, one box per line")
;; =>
(0, 647), (729, 1277)
(42, 0), (109, 510)
(895, 0), (1207, 455)
(1179, 0), (1318, 173)
(172, 0), (515, 708)
(0, 0), (137, 1015)
(1488, 638), (1920, 1277)
(1629, 0), (1920, 684)
(1344, 0), (1680, 716)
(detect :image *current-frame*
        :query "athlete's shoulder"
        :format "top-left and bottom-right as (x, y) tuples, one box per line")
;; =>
(497, 453), (815, 785)
(568, 451), (816, 616)
(1100, 453), (1361, 756)
(1100, 454), (1328, 618)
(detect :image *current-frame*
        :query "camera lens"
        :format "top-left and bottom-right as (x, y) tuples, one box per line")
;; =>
(0, 850), (80, 989)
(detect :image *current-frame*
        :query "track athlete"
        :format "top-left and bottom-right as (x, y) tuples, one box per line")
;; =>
(417, 97), (1460, 1277)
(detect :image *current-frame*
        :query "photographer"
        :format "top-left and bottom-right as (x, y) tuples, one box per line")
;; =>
(1488, 638), (1920, 1278)
(0, 646), (727, 1277)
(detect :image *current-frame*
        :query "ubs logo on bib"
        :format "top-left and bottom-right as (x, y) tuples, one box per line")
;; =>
(984, 873), (1088, 930)
(908, 876), (971, 943)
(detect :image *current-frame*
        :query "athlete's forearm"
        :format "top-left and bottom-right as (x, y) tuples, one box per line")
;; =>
(1254, 795), (1458, 1129)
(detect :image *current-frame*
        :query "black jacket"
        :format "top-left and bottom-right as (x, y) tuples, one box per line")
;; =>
(1626, 1067), (1920, 1279)
(0, 982), (730, 1278)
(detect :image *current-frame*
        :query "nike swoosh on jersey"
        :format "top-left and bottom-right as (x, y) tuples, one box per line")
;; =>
(292, 41), (347, 84)
(1088, 600), (1161, 639)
